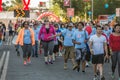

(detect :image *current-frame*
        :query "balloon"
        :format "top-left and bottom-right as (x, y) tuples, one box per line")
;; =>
(104, 3), (109, 9)
(23, 0), (30, 10)
(85, 26), (92, 35)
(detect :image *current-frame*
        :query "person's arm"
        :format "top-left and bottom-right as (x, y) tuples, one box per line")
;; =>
(72, 32), (81, 45)
(89, 41), (94, 55)
(104, 42), (108, 58)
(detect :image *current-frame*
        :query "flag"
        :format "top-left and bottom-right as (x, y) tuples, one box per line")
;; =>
(64, 0), (70, 6)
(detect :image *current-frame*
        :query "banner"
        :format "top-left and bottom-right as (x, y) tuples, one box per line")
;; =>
(83, 0), (90, 2)
(67, 8), (74, 17)
(116, 8), (120, 17)
(64, 0), (70, 6)
(23, 0), (30, 10)
(0, 0), (2, 12)
(39, 2), (46, 7)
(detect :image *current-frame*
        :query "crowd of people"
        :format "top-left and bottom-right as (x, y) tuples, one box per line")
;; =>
(0, 19), (120, 80)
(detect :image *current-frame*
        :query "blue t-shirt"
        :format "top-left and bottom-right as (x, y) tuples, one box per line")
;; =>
(72, 30), (88, 49)
(24, 29), (31, 44)
(62, 29), (74, 46)
(103, 30), (111, 39)
(34, 28), (39, 41)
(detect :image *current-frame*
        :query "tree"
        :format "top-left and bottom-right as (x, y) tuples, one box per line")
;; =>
(5, 0), (23, 11)
(52, 0), (120, 20)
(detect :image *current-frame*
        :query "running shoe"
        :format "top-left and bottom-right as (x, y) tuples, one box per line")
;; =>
(49, 60), (53, 64)
(111, 74), (115, 79)
(27, 57), (31, 64)
(101, 76), (105, 80)
(93, 75), (98, 80)
(45, 62), (49, 65)
(24, 61), (27, 65)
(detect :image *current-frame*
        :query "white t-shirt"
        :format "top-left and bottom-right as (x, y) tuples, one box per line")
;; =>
(89, 34), (106, 55)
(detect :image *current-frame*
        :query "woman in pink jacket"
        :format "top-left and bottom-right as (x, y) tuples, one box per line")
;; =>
(38, 20), (56, 64)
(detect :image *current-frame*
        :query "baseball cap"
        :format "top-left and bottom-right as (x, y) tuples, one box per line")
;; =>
(68, 23), (73, 27)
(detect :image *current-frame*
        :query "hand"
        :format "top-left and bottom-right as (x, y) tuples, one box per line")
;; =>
(77, 42), (81, 45)
(110, 50), (112, 55)
(84, 40), (87, 43)
(90, 49), (94, 55)
(105, 54), (109, 59)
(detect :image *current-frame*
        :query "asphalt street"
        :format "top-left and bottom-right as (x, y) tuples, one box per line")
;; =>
(0, 35), (119, 80)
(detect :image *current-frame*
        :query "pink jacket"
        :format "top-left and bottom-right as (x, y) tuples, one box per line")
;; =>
(38, 24), (56, 41)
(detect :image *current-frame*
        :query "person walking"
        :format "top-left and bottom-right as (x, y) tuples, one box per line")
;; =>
(72, 22), (89, 72)
(16, 21), (35, 65)
(32, 23), (39, 57)
(109, 24), (120, 80)
(89, 25), (108, 80)
(38, 19), (56, 64)
(62, 23), (77, 70)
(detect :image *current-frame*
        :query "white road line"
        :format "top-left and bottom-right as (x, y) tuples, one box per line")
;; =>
(0, 51), (10, 80)
(0, 51), (6, 72)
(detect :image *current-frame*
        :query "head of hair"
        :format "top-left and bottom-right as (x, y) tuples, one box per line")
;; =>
(112, 24), (120, 32)
(96, 25), (102, 29)
(77, 22), (84, 27)
(22, 21), (29, 27)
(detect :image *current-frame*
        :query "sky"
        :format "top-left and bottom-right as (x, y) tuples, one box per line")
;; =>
(3, 0), (49, 8)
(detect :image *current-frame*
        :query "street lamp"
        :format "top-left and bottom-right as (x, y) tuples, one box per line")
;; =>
(91, 0), (93, 21)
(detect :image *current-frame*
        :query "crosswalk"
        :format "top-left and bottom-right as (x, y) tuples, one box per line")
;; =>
(0, 51), (10, 80)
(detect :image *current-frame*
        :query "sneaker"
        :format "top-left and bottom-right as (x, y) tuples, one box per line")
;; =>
(86, 62), (89, 67)
(72, 65), (78, 70)
(77, 67), (80, 72)
(45, 62), (49, 65)
(93, 75), (97, 80)
(24, 61), (27, 65)
(101, 76), (105, 80)
(111, 74), (115, 79)
(27, 57), (31, 64)
(49, 61), (53, 64)
(82, 70), (85, 73)
(64, 63), (67, 70)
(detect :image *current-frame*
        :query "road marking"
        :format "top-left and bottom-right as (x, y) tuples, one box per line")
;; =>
(0, 51), (6, 73)
(0, 51), (10, 80)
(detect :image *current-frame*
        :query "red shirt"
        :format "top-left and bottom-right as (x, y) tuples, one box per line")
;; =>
(109, 34), (120, 51)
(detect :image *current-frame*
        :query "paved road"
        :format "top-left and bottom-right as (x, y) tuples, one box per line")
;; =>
(0, 35), (119, 80)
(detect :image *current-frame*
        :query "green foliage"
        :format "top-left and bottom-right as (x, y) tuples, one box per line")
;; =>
(52, 0), (120, 19)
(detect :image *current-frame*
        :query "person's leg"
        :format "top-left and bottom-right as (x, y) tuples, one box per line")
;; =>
(27, 45), (32, 63)
(118, 52), (120, 79)
(75, 49), (81, 72)
(63, 46), (69, 70)
(111, 52), (117, 78)
(21, 45), (27, 65)
(48, 41), (54, 63)
(35, 41), (38, 57)
(42, 41), (49, 63)
(70, 47), (78, 70)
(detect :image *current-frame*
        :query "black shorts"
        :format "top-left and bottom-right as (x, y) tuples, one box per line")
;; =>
(53, 45), (59, 53)
(9, 31), (13, 36)
(92, 54), (104, 64)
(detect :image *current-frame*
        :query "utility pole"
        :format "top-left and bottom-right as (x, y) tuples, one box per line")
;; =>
(91, 0), (93, 21)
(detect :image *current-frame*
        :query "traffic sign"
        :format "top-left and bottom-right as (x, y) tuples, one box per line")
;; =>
(116, 8), (120, 17)
(67, 8), (74, 17)
(14, 9), (30, 18)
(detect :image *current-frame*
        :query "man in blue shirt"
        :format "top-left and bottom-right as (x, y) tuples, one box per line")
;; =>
(32, 24), (39, 57)
(72, 22), (89, 72)
(62, 23), (77, 70)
